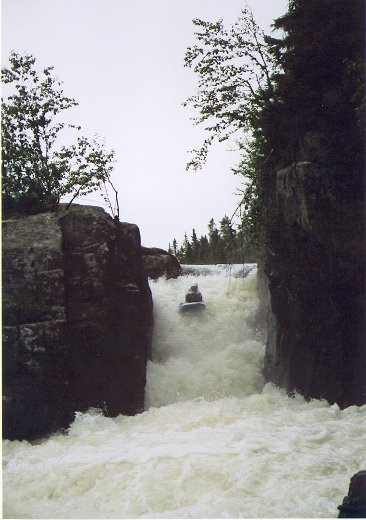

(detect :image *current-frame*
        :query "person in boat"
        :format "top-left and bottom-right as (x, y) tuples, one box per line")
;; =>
(185, 283), (203, 303)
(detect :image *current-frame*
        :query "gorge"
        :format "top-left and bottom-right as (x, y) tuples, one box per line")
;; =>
(3, 265), (365, 518)
(2, 197), (365, 517)
(2, 1), (365, 515)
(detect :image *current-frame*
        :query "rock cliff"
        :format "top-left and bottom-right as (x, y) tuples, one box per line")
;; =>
(3, 205), (153, 440)
(260, 161), (365, 408)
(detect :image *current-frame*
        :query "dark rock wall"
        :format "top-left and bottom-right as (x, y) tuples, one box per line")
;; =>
(3, 213), (70, 439)
(3, 205), (153, 440)
(261, 161), (365, 408)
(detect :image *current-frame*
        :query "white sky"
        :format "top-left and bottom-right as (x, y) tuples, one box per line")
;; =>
(2, 0), (288, 248)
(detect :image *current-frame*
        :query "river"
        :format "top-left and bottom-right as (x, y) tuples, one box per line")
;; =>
(3, 265), (366, 518)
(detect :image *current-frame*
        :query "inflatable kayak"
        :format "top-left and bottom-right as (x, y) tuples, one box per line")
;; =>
(178, 302), (206, 314)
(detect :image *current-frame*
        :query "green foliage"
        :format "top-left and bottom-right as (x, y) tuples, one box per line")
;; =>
(171, 216), (258, 265)
(2, 52), (119, 217)
(185, 1), (365, 254)
(267, 0), (365, 168)
(183, 8), (279, 249)
(183, 9), (277, 171)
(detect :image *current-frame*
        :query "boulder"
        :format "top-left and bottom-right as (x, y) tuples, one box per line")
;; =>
(142, 246), (181, 279)
(261, 161), (365, 408)
(338, 471), (366, 518)
(2, 205), (153, 440)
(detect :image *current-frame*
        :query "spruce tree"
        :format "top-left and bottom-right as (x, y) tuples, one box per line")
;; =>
(266, 0), (365, 169)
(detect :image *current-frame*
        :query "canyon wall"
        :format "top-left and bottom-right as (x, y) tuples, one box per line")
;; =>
(259, 161), (365, 408)
(3, 205), (154, 440)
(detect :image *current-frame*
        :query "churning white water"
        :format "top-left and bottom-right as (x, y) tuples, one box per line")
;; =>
(3, 265), (366, 519)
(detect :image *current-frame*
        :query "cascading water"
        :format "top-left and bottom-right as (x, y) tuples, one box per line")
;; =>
(145, 264), (263, 409)
(3, 265), (366, 519)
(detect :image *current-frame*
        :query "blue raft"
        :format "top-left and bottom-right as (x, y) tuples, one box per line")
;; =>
(178, 302), (206, 314)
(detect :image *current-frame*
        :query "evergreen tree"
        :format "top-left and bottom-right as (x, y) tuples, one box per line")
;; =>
(172, 216), (259, 265)
(266, 0), (365, 169)
(219, 215), (236, 263)
(198, 235), (210, 264)
(190, 229), (200, 263)
(207, 218), (220, 263)
(177, 244), (185, 263)
(182, 233), (193, 264)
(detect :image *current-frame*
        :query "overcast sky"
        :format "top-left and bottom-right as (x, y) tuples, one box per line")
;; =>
(2, 0), (288, 248)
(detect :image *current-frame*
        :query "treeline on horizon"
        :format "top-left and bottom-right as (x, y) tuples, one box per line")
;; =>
(168, 216), (258, 265)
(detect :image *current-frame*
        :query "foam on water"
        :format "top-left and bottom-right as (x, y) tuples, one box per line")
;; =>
(3, 266), (366, 519)
(145, 267), (263, 408)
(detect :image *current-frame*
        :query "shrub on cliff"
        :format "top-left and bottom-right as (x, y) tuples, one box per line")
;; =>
(2, 52), (119, 217)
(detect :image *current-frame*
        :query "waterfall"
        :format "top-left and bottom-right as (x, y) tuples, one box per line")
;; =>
(3, 266), (366, 518)
(145, 265), (263, 409)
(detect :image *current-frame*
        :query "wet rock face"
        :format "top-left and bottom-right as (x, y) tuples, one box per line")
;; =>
(3, 205), (153, 440)
(261, 161), (365, 408)
(142, 246), (181, 279)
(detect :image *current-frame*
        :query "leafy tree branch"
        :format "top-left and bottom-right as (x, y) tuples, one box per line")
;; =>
(2, 52), (120, 217)
(183, 8), (277, 171)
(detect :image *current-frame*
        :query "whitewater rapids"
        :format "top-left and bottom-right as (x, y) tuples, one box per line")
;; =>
(3, 265), (366, 518)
